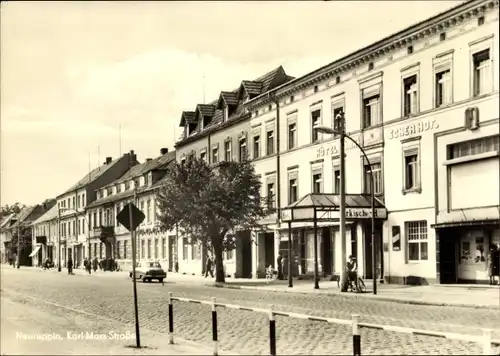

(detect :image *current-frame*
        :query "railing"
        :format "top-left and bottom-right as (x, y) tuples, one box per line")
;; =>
(167, 293), (500, 356)
(91, 226), (114, 238)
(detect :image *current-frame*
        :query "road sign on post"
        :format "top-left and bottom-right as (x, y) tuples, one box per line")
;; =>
(117, 203), (145, 232)
(117, 201), (145, 348)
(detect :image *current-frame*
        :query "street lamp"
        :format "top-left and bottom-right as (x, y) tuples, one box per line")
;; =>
(57, 207), (91, 274)
(314, 112), (378, 295)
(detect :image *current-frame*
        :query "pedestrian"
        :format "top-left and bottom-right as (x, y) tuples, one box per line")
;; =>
(84, 258), (91, 275)
(205, 255), (214, 278)
(174, 261), (179, 273)
(277, 252), (283, 280)
(92, 257), (98, 272)
(67, 257), (73, 275)
(488, 245), (499, 285)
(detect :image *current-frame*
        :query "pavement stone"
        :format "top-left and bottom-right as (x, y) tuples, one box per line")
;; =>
(2, 266), (500, 355)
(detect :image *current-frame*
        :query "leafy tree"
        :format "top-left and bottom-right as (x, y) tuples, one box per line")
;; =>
(156, 157), (270, 283)
(1, 202), (25, 218)
(9, 225), (32, 255)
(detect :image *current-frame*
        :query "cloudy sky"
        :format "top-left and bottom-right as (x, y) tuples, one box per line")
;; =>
(1, 0), (463, 206)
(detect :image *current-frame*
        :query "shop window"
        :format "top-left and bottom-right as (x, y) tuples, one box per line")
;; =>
(406, 221), (428, 261)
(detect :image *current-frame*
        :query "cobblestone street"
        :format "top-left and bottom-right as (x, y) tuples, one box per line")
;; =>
(2, 266), (499, 355)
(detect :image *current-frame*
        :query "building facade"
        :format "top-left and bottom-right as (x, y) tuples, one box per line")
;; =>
(55, 151), (138, 269)
(245, 0), (499, 284)
(85, 148), (176, 271)
(30, 204), (59, 267)
(174, 66), (294, 277)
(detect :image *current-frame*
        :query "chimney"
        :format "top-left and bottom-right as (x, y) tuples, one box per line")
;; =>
(128, 150), (138, 167)
(105, 157), (112, 165)
(160, 148), (169, 155)
(146, 158), (152, 162)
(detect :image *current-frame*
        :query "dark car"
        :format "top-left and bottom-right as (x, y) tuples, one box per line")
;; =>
(129, 261), (167, 283)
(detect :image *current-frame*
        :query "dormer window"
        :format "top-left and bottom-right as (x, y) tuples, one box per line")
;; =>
(117, 184), (122, 193)
(97, 191), (101, 199)
(125, 181), (130, 190)
(223, 106), (229, 122)
(107, 187), (112, 196)
(144, 174), (149, 187)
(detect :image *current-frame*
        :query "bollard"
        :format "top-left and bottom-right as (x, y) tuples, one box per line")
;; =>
(352, 314), (361, 356)
(168, 292), (174, 344)
(269, 305), (276, 356)
(482, 329), (492, 355)
(212, 297), (218, 356)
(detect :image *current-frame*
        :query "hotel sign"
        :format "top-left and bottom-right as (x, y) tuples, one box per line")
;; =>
(318, 207), (387, 220)
(316, 137), (359, 158)
(387, 119), (439, 140)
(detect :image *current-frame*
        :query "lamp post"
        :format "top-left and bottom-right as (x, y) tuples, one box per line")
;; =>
(16, 224), (21, 269)
(314, 112), (378, 295)
(58, 208), (62, 272)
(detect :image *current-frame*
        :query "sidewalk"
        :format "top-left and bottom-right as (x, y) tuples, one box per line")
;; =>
(15, 265), (500, 310)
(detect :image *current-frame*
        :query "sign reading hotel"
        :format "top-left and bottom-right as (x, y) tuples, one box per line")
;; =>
(316, 137), (359, 158)
(387, 119), (439, 140)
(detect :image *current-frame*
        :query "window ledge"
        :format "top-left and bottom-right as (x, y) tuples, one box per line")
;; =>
(443, 151), (499, 166)
(402, 187), (422, 195)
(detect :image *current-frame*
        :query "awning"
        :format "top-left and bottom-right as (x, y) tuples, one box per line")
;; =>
(29, 246), (41, 258)
(431, 219), (500, 229)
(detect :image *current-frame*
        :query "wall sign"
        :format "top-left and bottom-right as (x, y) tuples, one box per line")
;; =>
(316, 137), (359, 158)
(392, 226), (401, 251)
(387, 120), (439, 140)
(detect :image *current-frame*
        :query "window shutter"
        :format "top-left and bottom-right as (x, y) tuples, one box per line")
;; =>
(362, 84), (380, 99)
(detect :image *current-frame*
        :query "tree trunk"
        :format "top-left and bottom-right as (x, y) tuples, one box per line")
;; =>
(213, 244), (225, 283)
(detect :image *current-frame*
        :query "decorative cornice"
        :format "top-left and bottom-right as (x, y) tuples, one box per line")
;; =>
(246, 0), (499, 110)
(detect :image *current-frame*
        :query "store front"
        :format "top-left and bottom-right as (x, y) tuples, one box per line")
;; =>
(435, 219), (500, 284)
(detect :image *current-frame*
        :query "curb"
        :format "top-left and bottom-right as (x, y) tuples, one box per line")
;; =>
(207, 282), (500, 311)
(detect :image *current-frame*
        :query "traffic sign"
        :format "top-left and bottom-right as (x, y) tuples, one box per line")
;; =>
(117, 202), (145, 232)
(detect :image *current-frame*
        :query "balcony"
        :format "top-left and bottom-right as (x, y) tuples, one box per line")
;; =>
(91, 226), (115, 241)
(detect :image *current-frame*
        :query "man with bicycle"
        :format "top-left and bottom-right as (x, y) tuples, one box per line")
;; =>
(346, 255), (358, 291)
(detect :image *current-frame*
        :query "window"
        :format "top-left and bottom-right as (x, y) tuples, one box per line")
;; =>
(254, 110), (258, 117)
(200, 151), (207, 163)
(333, 169), (340, 194)
(439, 32), (446, 41)
(147, 239), (151, 259)
(107, 187), (112, 196)
(478, 16), (485, 26)
(224, 141), (232, 161)
(289, 178), (298, 204)
(124, 240), (128, 259)
(117, 184), (122, 193)
(364, 163), (382, 195)
(82, 219), (85, 233)
(311, 109), (321, 143)
(288, 122), (297, 149)
(146, 200), (151, 222)
(435, 69), (452, 107)
(332, 105), (344, 135)
(154, 238), (159, 259)
(363, 94), (380, 128)
(266, 182), (275, 209)
(191, 242), (201, 260)
(404, 152), (419, 191)
(117, 241), (121, 259)
(368, 62), (374, 70)
(268, 104), (272, 111)
(223, 106), (229, 121)
(335, 76), (340, 84)
(73, 221), (76, 235)
(266, 130), (275, 155)
(226, 249), (234, 260)
(239, 138), (247, 161)
(77, 220), (81, 235)
(403, 75), (418, 116)
(72, 197), (75, 208)
(406, 221), (428, 261)
(290, 95), (295, 103)
(407, 46), (414, 54)
(77, 196), (81, 208)
(125, 181), (130, 190)
(162, 237), (166, 259)
(253, 135), (260, 159)
(312, 173), (323, 193)
(93, 212), (97, 228)
(182, 238), (188, 260)
(449, 135), (499, 159)
(82, 194), (86, 207)
(314, 85), (318, 93)
(212, 147), (219, 164)
(473, 49), (491, 96)
(141, 240), (145, 259)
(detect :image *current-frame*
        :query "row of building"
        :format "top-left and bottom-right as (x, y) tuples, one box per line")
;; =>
(1, 0), (499, 284)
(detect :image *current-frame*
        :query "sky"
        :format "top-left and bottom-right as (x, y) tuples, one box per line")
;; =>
(0, 0), (464, 206)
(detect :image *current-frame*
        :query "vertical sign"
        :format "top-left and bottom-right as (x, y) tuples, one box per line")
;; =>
(392, 226), (401, 251)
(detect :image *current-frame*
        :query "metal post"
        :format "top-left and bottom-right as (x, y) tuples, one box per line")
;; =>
(16, 224), (20, 269)
(130, 189), (141, 348)
(211, 297), (218, 356)
(352, 314), (361, 356)
(482, 329), (492, 355)
(168, 292), (174, 344)
(371, 169), (377, 295)
(313, 208), (319, 289)
(87, 214), (91, 274)
(58, 209), (62, 272)
(269, 305), (276, 356)
(339, 112), (348, 292)
(287, 221), (293, 288)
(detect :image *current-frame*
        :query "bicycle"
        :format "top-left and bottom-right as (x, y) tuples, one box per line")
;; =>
(347, 271), (366, 293)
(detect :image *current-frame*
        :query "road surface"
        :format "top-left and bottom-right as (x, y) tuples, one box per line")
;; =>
(1, 266), (499, 355)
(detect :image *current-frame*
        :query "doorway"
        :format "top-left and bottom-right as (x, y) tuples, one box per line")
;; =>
(364, 224), (373, 279)
(321, 227), (333, 275)
(264, 232), (275, 268)
(438, 228), (458, 283)
(240, 231), (252, 278)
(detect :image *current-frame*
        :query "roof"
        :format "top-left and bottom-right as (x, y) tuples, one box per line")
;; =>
(179, 111), (196, 127)
(241, 80), (263, 95)
(284, 193), (386, 210)
(86, 189), (135, 209)
(10, 206), (37, 228)
(0, 214), (15, 229)
(31, 204), (59, 225)
(219, 91), (239, 107)
(58, 156), (124, 197)
(196, 104), (216, 118)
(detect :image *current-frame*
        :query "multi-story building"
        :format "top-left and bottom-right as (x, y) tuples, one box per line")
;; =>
(245, 0), (499, 284)
(1, 214), (18, 264)
(30, 204), (59, 267)
(55, 151), (138, 268)
(85, 148), (176, 271)
(174, 66), (294, 277)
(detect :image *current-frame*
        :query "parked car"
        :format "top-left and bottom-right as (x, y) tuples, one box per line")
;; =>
(129, 261), (166, 283)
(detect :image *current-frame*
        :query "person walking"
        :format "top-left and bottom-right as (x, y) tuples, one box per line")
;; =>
(67, 257), (73, 275)
(277, 252), (283, 280)
(205, 255), (214, 278)
(92, 257), (98, 273)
